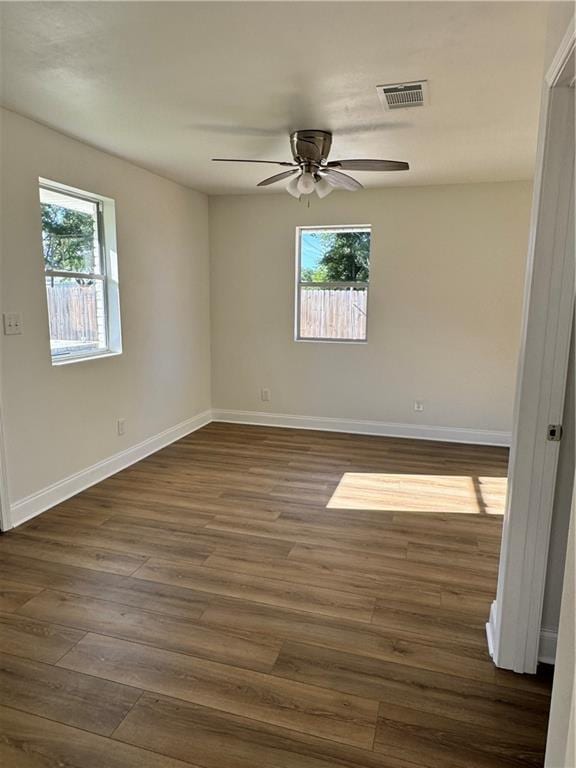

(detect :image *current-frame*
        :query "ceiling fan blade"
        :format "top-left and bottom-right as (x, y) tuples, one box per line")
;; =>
(327, 159), (409, 171)
(212, 158), (296, 167)
(257, 169), (299, 187)
(319, 168), (363, 191)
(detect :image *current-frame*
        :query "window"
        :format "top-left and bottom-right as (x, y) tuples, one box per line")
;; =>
(39, 180), (122, 364)
(296, 226), (370, 342)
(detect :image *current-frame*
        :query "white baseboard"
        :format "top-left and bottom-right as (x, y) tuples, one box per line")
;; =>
(538, 628), (558, 665)
(486, 600), (557, 668)
(8, 409), (212, 529)
(486, 599), (498, 662)
(7, 407), (510, 530)
(212, 409), (512, 447)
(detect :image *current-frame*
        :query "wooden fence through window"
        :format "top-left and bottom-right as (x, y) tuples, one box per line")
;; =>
(299, 286), (367, 340)
(46, 281), (100, 342)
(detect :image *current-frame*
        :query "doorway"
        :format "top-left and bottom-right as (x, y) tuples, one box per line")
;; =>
(488, 24), (575, 674)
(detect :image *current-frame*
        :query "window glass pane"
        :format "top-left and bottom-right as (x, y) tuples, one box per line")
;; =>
(298, 227), (370, 341)
(40, 187), (102, 275)
(299, 285), (368, 340)
(300, 229), (370, 283)
(45, 276), (107, 358)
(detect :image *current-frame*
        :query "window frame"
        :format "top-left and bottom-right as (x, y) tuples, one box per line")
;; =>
(39, 178), (122, 365)
(295, 225), (371, 344)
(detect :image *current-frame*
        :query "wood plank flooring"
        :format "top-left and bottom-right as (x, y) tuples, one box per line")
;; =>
(0, 423), (552, 767)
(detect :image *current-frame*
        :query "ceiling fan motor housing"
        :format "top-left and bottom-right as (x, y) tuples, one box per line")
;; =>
(212, 129), (408, 194)
(290, 130), (332, 167)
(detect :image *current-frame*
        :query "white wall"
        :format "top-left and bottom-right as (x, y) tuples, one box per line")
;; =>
(209, 182), (532, 436)
(0, 112), (534, 525)
(0, 109), (211, 515)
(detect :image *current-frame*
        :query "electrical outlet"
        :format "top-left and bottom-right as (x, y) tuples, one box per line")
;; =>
(414, 400), (424, 412)
(117, 418), (126, 436)
(260, 388), (271, 402)
(3, 312), (22, 335)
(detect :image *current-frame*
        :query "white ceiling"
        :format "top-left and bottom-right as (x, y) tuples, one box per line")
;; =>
(0, 1), (548, 194)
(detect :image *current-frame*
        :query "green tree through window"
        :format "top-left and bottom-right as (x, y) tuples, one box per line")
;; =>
(41, 204), (96, 276)
(306, 231), (370, 282)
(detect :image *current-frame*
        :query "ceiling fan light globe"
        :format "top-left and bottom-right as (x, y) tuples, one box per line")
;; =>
(315, 178), (333, 198)
(286, 176), (301, 198)
(297, 172), (315, 195)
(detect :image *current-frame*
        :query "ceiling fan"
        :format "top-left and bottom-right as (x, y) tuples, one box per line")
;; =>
(213, 130), (409, 198)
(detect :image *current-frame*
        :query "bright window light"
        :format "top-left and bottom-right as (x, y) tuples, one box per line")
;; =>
(39, 180), (122, 365)
(295, 225), (370, 342)
(327, 472), (507, 515)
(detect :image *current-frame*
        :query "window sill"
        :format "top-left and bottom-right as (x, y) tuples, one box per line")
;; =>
(51, 350), (122, 366)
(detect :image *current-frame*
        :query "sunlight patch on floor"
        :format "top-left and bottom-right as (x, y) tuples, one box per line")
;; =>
(326, 473), (507, 515)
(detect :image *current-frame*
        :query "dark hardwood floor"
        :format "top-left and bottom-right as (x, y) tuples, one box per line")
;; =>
(0, 423), (552, 767)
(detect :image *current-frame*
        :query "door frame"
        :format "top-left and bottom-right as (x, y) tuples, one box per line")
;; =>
(487, 22), (575, 674)
(0, 140), (11, 531)
(0, 399), (9, 532)
(544, 473), (575, 766)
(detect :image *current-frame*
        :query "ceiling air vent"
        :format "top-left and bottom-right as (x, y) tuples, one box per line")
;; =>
(377, 81), (428, 111)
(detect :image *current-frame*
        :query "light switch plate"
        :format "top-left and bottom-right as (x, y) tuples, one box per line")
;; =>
(3, 312), (22, 335)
